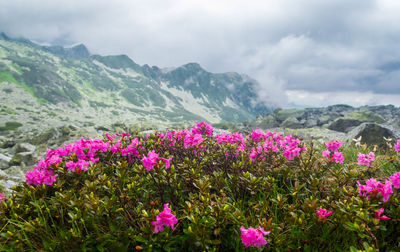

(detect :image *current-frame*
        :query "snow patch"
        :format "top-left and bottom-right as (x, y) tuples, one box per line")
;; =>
(160, 82), (221, 123)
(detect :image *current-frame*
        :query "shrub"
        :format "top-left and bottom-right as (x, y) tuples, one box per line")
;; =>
(1, 122), (400, 251)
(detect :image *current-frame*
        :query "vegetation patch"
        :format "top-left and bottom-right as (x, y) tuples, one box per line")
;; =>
(1, 122), (400, 251)
(0, 121), (23, 132)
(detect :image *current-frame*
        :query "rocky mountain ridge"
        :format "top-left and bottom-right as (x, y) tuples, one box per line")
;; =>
(0, 32), (270, 135)
(251, 104), (400, 132)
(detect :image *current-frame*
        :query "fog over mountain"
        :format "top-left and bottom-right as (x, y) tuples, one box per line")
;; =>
(1, 0), (400, 107)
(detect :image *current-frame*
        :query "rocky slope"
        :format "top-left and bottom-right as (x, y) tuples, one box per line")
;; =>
(0, 32), (270, 135)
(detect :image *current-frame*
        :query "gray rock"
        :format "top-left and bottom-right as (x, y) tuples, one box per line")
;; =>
(15, 142), (36, 153)
(0, 153), (12, 170)
(257, 115), (279, 129)
(0, 139), (16, 149)
(3, 166), (26, 181)
(0, 169), (7, 178)
(328, 118), (362, 133)
(318, 115), (333, 125)
(281, 116), (303, 129)
(9, 152), (35, 167)
(304, 118), (319, 128)
(346, 123), (399, 148)
(2, 180), (17, 191)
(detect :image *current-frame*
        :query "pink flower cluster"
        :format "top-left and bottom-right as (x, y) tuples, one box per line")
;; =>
(183, 134), (204, 148)
(26, 138), (110, 186)
(357, 152), (375, 167)
(325, 141), (343, 151)
(322, 141), (345, 164)
(142, 150), (173, 171)
(25, 156), (59, 186)
(151, 204), (178, 233)
(394, 139), (400, 152)
(389, 172), (400, 189)
(0, 192), (6, 203)
(248, 130), (305, 162)
(357, 178), (393, 202)
(240, 226), (270, 248)
(316, 208), (333, 222)
(191, 121), (213, 136)
(214, 132), (246, 153)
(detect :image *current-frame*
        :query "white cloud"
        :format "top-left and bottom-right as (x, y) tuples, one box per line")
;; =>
(286, 90), (400, 108)
(1, 0), (400, 108)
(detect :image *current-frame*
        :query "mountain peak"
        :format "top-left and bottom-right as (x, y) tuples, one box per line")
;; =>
(0, 32), (10, 40)
(0, 32), (90, 60)
(182, 62), (205, 72)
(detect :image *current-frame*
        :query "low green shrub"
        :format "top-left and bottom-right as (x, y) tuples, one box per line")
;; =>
(0, 121), (23, 132)
(0, 122), (400, 251)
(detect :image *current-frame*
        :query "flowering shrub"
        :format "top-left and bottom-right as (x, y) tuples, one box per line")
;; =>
(0, 121), (400, 251)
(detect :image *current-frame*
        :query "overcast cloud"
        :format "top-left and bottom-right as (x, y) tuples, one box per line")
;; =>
(1, 0), (400, 108)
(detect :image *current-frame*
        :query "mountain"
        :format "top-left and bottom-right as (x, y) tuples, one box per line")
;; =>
(0, 33), (270, 132)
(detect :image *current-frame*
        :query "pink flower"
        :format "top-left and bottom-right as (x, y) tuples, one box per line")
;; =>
(389, 172), (400, 189)
(357, 152), (375, 167)
(161, 156), (173, 169)
(0, 192), (6, 203)
(251, 129), (265, 142)
(374, 208), (390, 220)
(184, 134), (204, 148)
(25, 169), (58, 186)
(394, 140), (400, 152)
(151, 204), (178, 233)
(316, 208), (333, 221)
(357, 178), (393, 202)
(66, 161), (77, 171)
(240, 226), (270, 248)
(142, 150), (159, 171)
(325, 141), (343, 151)
(322, 150), (331, 157)
(192, 121), (213, 136)
(382, 180), (393, 202)
(332, 152), (345, 164)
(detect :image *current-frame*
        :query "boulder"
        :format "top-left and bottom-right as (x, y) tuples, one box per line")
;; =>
(304, 118), (319, 128)
(347, 123), (399, 148)
(0, 153), (11, 170)
(281, 117), (303, 129)
(257, 115), (279, 129)
(3, 166), (26, 180)
(274, 109), (305, 123)
(0, 139), (16, 149)
(328, 118), (362, 133)
(318, 115), (333, 126)
(15, 142), (36, 153)
(9, 152), (35, 167)
(30, 128), (58, 145)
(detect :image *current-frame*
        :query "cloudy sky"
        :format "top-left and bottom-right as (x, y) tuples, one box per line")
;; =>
(1, 0), (400, 108)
